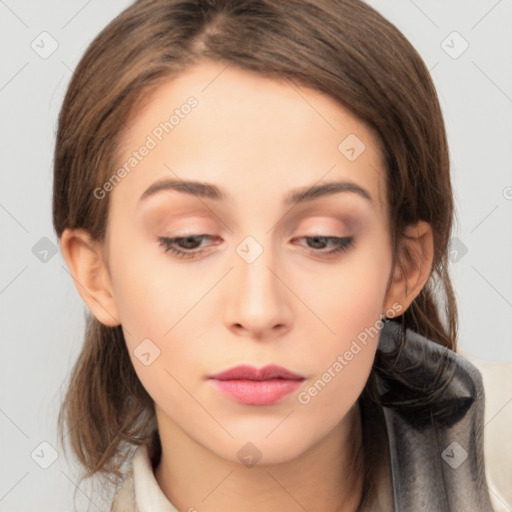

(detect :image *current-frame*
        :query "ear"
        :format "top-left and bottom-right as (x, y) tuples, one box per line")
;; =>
(382, 220), (434, 316)
(59, 228), (121, 327)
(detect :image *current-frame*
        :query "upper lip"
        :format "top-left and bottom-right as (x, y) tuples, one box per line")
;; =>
(208, 364), (305, 381)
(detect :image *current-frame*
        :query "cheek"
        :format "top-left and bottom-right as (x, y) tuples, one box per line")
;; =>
(295, 277), (383, 426)
(301, 240), (391, 346)
(293, 240), (390, 406)
(107, 231), (200, 337)
(106, 234), (211, 385)
(294, 341), (376, 453)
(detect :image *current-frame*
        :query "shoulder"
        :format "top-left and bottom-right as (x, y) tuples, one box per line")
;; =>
(457, 349), (512, 512)
(374, 320), (507, 510)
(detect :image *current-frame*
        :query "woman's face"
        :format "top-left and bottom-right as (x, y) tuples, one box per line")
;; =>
(104, 60), (400, 464)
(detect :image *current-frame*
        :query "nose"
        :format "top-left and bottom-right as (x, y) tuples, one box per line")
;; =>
(223, 237), (292, 340)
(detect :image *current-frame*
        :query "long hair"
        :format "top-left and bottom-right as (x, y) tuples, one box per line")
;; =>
(52, 0), (457, 508)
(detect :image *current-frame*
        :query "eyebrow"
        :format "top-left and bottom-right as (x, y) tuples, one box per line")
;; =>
(139, 178), (373, 206)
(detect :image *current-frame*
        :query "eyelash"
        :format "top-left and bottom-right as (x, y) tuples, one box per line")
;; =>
(158, 235), (354, 260)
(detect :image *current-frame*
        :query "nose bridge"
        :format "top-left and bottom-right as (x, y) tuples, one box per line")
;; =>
(226, 231), (289, 333)
(235, 233), (279, 300)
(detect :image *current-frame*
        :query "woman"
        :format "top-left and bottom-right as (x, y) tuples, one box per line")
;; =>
(53, 0), (511, 510)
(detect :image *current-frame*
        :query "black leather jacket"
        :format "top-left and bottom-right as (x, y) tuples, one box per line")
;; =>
(366, 319), (494, 511)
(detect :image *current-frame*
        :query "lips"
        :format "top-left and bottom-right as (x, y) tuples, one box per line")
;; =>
(208, 364), (305, 381)
(207, 364), (305, 405)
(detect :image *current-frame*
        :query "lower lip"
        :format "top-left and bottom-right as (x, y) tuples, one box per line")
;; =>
(209, 378), (303, 405)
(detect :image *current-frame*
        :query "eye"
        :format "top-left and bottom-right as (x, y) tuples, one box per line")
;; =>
(158, 234), (217, 259)
(294, 236), (354, 257)
(158, 234), (355, 260)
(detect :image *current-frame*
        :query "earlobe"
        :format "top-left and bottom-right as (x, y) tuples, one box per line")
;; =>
(59, 228), (121, 327)
(383, 220), (434, 316)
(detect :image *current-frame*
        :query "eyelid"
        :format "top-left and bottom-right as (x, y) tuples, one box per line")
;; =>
(299, 215), (355, 232)
(158, 233), (356, 261)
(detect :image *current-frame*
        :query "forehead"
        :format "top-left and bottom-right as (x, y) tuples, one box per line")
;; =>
(112, 60), (388, 218)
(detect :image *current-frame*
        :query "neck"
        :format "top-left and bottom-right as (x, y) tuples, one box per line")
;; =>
(154, 404), (364, 512)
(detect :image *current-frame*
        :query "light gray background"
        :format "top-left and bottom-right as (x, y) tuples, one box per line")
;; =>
(1, 0), (511, 510)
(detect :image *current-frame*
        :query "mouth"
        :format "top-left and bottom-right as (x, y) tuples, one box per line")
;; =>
(207, 364), (306, 405)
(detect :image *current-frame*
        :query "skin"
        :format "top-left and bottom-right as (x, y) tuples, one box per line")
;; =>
(60, 60), (434, 511)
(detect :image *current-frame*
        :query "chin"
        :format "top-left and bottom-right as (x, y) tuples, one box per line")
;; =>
(204, 429), (316, 467)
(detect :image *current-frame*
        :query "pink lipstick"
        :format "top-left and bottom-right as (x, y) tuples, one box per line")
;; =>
(208, 364), (305, 405)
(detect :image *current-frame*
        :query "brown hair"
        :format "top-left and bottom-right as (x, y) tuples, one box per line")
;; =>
(53, 0), (457, 508)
